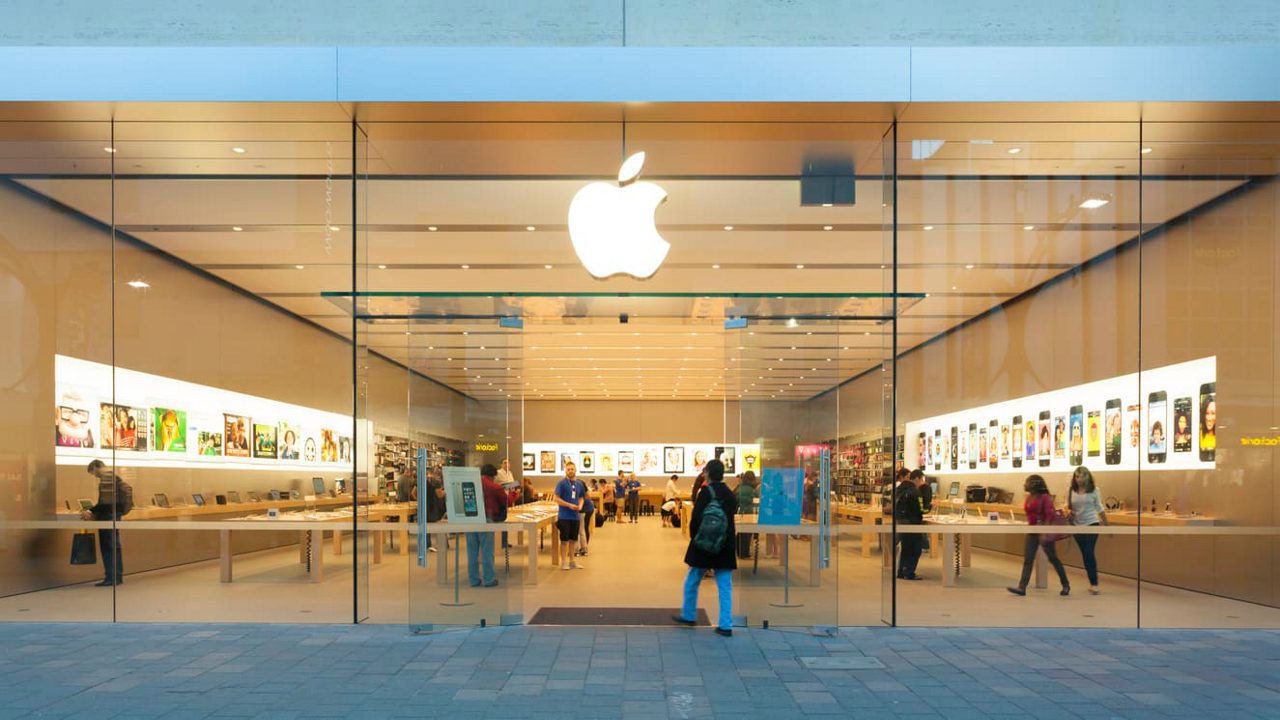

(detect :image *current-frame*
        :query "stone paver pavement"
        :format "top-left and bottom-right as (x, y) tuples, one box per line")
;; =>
(0, 623), (1277, 718)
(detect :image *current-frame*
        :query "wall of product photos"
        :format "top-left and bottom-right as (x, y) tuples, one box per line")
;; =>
(520, 443), (763, 477)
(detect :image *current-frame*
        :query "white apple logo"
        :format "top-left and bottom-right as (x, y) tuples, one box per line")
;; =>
(568, 152), (669, 279)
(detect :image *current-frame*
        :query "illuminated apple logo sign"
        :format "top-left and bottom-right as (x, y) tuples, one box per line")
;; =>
(568, 152), (669, 279)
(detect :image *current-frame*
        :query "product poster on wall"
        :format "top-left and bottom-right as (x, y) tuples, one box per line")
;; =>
(904, 356), (1216, 476)
(153, 408), (187, 452)
(278, 423), (300, 460)
(320, 430), (338, 462)
(442, 466), (486, 525)
(252, 423), (277, 459)
(522, 453), (536, 471)
(55, 398), (96, 448)
(224, 414), (251, 457)
(758, 468), (803, 525)
(663, 446), (684, 474)
(99, 403), (149, 451)
(196, 430), (223, 456)
(523, 443), (763, 477)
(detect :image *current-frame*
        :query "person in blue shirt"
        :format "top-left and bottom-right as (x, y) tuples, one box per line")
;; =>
(553, 462), (584, 570)
(626, 473), (642, 523)
(613, 472), (627, 524)
(576, 476), (596, 556)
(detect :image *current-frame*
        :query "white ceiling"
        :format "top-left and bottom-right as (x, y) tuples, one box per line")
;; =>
(8, 102), (1275, 401)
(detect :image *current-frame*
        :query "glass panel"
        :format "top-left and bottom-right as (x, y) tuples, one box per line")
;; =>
(0, 118), (114, 621)
(1138, 118), (1280, 627)
(893, 119), (1141, 627)
(108, 119), (355, 622)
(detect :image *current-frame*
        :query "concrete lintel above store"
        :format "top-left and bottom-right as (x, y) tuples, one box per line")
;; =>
(1, 45), (1279, 103)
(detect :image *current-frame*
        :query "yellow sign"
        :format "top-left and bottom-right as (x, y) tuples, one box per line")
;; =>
(474, 441), (500, 453)
(1240, 436), (1280, 447)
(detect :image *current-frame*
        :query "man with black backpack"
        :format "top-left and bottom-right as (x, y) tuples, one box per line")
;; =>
(671, 459), (737, 636)
(82, 460), (132, 586)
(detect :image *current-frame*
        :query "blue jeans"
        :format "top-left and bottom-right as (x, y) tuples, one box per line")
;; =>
(680, 566), (732, 631)
(1073, 526), (1100, 586)
(465, 532), (496, 586)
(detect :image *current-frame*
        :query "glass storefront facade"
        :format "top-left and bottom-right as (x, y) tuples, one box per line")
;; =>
(1, 103), (1277, 628)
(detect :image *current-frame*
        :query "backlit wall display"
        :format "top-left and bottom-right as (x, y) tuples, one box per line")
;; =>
(55, 354), (355, 471)
(522, 443), (762, 477)
(904, 356), (1216, 476)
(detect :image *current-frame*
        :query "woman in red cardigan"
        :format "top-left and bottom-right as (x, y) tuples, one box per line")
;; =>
(1007, 474), (1071, 597)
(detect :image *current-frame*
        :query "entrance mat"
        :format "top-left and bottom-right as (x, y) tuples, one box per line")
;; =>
(529, 607), (711, 626)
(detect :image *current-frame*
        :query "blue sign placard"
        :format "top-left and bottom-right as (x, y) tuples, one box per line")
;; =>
(758, 467), (803, 525)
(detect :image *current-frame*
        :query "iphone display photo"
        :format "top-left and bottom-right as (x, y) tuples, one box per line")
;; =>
(1087, 410), (1101, 458)
(934, 429), (943, 471)
(1199, 382), (1216, 462)
(967, 423), (978, 469)
(1011, 415), (1023, 468)
(1069, 405), (1084, 466)
(1105, 399), (1122, 465)
(1172, 396), (1192, 453)
(1148, 391), (1167, 463)
(1038, 411), (1052, 466)
(950, 426), (958, 470)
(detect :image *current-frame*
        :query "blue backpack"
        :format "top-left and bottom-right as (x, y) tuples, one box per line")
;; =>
(693, 494), (729, 554)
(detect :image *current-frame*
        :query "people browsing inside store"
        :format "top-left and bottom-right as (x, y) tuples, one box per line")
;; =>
(554, 462), (584, 570)
(1067, 466), (1107, 595)
(575, 475), (595, 556)
(465, 464), (508, 588)
(82, 460), (133, 586)
(1008, 474), (1071, 597)
(672, 459), (737, 636)
(662, 474), (679, 527)
(735, 471), (758, 559)
(893, 467), (924, 581)
(625, 473), (642, 523)
(614, 472), (627, 524)
(496, 458), (516, 491)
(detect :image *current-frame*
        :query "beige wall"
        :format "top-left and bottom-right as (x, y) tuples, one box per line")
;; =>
(833, 177), (1279, 607)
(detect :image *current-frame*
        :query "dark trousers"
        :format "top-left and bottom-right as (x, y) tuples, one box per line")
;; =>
(627, 495), (639, 522)
(1018, 534), (1070, 590)
(897, 533), (922, 578)
(1072, 526), (1100, 586)
(98, 528), (123, 582)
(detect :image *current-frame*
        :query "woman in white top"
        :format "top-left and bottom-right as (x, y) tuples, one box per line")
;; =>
(1067, 466), (1107, 594)
(662, 474), (680, 526)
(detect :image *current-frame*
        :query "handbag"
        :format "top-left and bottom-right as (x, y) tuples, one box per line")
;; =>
(1039, 501), (1070, 544)
(70, 531), (97, 565)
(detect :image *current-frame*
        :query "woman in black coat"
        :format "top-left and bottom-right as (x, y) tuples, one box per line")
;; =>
(673, 459), (738, 636)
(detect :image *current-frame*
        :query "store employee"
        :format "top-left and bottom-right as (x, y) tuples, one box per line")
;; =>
(554, 462), (584, 571)
(614, 472), (627, 524)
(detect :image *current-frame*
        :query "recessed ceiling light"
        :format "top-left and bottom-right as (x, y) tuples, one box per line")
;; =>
(544, 264), (553, 270)
(822, 225), (833, 231)
(1141, 147), (1153, 154)
(1007, 147), (1022, 154)
(821, 203), (833, 207)
(126, 279), (149, 289)
(377, 264), (387, 269)
(526, 225), (536, 231)
(428, 226), (438, 231)
(329, 225), (340, 231)
(1079, 198), (1110, 209)
(103, 147), (117, 153)
(951, 285), (958, 290)
(295, 265), (305, 270)
(796, 264), (805, 269)
(461, 264), (470, 269)
(1023, 225), (1035, 231)
(232, 147), (246, 154)
(965, 264), (975, 269)
(923, 225), (934, 231)
(712, 264), (720, 269)
(723, 225), (734, 231)
(232, 226), (243, 232)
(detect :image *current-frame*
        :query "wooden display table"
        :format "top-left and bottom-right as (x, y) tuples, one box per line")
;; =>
(831, 502), (886, 557)
(735, 515), (823, 587)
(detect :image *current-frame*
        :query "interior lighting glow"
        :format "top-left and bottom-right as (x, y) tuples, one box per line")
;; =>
(126, 280), (149, 289)
(1079, 198), (1110, 209)
(232, 147), (246, 154)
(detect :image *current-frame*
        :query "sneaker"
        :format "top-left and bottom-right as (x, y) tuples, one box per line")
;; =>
(1088, 586), (1101, 595)
(1007, 586), (1026, 596)
(714, 627), (733, 637)
(94, 580), (116, 587)
(1060, 585), (1071, 597)
(570, 561), (584, 569)
(483, 580), (499, 587)
(561, 561), (571, 571)
(901, 574), (923, 581)
(671, 614), (696, 626)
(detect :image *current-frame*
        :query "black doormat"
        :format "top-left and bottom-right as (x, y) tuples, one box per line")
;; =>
(529, 607), (711, 626)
